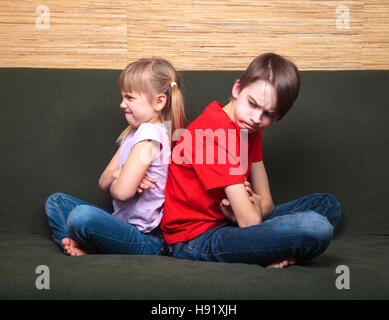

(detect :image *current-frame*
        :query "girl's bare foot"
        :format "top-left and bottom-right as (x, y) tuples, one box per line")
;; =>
(61, 237), (89, 256)
(266, 258), (296, 269)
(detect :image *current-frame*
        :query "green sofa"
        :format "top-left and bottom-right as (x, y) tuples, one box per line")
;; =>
(0, 68), (388, 299)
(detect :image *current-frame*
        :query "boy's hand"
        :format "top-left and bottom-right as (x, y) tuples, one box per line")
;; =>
(220, 180), (262, 222)
(137, 176), (157, 194)
(245, 180), (262, 212)
(220, 198), (237, 223)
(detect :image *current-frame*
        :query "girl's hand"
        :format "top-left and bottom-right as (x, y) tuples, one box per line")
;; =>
(137, 176), (157, 194)
(112, 168), (121, 180)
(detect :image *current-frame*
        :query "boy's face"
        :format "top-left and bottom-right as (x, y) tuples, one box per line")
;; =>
(231, 79), (278, 133)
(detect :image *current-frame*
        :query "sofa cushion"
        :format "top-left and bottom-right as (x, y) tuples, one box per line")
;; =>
(1, 232), (388, 299)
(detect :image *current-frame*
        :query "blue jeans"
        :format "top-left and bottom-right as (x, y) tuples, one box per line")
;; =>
(167, 193), (342, 266)
(45, 192), (166, 255)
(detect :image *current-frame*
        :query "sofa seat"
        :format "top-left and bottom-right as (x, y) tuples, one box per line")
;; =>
(1, 231), (388, 299)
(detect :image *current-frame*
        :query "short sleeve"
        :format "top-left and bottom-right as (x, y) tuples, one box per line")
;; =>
(192, 128), (246, 190)
(130, 123), (164, 149)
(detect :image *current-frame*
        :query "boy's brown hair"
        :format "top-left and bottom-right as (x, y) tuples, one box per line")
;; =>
(237, 53), (300, 121)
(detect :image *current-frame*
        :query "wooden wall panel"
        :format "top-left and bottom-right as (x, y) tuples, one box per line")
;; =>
(127, 0), (363, 70)
(362, 0), (389, 69)
(0, 0), (127, 69)
(0, 0), (388, 70)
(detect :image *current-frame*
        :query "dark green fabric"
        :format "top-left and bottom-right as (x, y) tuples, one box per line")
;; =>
(1, 68), (388, 236)
(0, 232), (388, 299)
(0, 68), (388, 299)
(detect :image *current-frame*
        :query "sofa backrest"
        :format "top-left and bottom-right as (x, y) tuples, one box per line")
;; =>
(1, 68), (388, 237)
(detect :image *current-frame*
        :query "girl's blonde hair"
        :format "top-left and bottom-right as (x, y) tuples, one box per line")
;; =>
(116, 58), (187, 145)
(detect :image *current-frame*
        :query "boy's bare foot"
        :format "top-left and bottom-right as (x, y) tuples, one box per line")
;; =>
(61, 237), (88, 256)
(266, 258), (296, 269)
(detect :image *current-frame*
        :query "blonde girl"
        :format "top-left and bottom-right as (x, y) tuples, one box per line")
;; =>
(45, 58), (186, 256)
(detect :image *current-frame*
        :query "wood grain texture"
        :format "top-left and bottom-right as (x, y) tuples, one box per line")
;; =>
(0, 0), (127, 69)
(0, 1), (388, 70)
(362, 0), (389, 69)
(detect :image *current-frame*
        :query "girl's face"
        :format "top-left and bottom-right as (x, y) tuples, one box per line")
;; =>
(120, 91), (164, 128)
(231, 79), (278, 133)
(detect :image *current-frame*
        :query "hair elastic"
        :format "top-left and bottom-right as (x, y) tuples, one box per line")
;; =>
(170, 81), (177, 88)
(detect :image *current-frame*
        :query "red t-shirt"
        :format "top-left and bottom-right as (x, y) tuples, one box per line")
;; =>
(161, 101), (263, 244)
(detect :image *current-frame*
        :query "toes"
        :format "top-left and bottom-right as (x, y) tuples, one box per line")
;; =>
(62, 238), (71, 246)
(267, 258), (298, 269)
(69, 239), (80, 248)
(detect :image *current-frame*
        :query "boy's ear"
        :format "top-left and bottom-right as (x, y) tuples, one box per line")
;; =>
(154, 94), (167, 112)
(231, 79), (241, 99)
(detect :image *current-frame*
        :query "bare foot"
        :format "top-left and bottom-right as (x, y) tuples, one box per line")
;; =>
(61, 237), (88, 256)
(266, 258), (296, 269)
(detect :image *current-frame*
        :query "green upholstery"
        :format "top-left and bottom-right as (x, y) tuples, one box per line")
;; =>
(0, 68), (388, 299)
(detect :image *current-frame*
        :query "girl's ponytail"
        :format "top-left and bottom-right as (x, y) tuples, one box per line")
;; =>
(169, 80), (186, 146)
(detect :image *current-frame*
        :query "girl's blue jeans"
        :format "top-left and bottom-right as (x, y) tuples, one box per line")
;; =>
(167, 193), (342, 266)
(45, 192), (166, 255)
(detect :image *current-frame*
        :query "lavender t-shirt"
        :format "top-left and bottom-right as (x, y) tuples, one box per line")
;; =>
(112, 122), (170, 233)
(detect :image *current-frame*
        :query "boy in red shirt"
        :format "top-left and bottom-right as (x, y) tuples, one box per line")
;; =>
(161, 53), (342, 268)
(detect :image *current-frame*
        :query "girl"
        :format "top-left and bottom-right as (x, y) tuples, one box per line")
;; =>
(160, 52), (342, 268)
(45, 58), (186, 256)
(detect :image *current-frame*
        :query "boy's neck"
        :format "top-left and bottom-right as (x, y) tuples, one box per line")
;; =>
(222, 100), (235, 122)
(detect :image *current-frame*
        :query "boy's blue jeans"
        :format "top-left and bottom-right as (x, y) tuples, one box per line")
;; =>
(167, 193), (342, 266)
(45, 192), (166, 255)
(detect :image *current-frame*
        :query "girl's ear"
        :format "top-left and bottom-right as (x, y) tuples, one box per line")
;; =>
(154, 94), (167, 112)
(231, 79), (241, 99)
